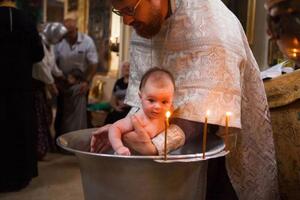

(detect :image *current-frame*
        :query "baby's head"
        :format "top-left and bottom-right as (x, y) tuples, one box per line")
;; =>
(67, 68), (84, 85)
(139, 67), (175, 119)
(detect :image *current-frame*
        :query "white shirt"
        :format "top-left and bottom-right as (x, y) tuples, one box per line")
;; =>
(55, 32), (98, 75)
(32, 42), (63, 84)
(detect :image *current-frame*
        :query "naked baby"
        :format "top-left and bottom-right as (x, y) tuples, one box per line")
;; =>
(108, 67), (181, 155)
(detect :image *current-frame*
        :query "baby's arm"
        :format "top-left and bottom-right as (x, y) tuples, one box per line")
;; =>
(108, 117), (134, 155)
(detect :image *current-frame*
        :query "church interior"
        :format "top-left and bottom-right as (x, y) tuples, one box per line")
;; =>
(0, 0), (299, 200)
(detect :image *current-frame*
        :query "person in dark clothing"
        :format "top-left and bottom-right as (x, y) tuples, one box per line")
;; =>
(0, 0), (44, 192)
(104, 61), (131, 124)
(32, 23), (67, 160)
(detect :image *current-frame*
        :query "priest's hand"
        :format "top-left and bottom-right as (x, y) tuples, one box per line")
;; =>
(123, 115), (158, 155)
(90, 124), (112, 153)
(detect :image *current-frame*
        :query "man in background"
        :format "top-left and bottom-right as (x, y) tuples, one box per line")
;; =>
(54, 16), (98, 139)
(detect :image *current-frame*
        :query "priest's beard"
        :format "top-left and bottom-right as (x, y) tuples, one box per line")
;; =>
(132, 7), (163, 38)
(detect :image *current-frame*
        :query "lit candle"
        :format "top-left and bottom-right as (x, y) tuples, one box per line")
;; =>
(225, 112), (231, 151)
(164, 111), (171, 160)
(202, 110), (210, 159)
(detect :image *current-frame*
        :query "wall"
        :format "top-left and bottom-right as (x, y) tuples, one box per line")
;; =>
(223, 0), (269, 70)
(16, 0), (43, 23)
(251, 0), (270, 70)
(46, 0), (64, 22)
(119, 25), (131, 66)
(88, 0), (111, 72)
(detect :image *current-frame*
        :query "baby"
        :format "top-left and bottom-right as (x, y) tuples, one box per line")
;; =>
(108, 67), (175, 155)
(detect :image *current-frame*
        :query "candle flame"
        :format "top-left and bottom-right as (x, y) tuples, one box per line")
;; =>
(166, 111), (171, 118)
(226, 112), (232, 116)
(206, 110), (210, 116)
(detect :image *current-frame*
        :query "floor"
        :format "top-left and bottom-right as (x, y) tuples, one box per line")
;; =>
(0, 153), (84, 200)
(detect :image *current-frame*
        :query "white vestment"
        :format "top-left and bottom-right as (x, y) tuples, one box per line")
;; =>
(125, 0), (279, 199)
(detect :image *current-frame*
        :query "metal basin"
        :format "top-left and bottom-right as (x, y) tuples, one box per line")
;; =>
(57, 128), (226, 200)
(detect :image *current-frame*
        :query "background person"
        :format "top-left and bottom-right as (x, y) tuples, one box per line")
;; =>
(54, 16), (98, 140)
(104, 61), (131, 124)
(32, 22), (67, 160)
(0, 0), (44, 191)
(91, 0), (279, 199)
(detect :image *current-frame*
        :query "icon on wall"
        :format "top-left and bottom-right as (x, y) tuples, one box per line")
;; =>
(68, 0), (78, 12)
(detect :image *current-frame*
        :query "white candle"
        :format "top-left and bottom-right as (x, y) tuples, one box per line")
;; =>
(225, 112), (232, 151)
(202, 110), (210, 159)
(164, 111), (171, 160)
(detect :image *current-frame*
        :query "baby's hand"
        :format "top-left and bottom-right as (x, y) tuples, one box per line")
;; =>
(116, 146), (131, 156)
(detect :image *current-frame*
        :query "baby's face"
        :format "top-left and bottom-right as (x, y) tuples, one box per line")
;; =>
(140, 81), (174, 119)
